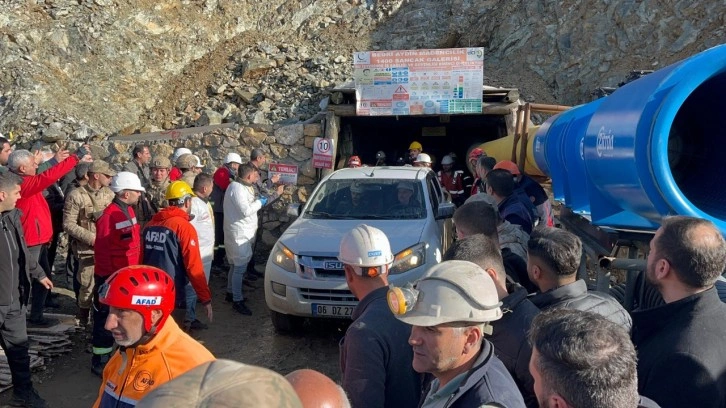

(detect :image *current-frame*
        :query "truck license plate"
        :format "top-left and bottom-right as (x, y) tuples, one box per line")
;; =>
(312, 304), (354, 318)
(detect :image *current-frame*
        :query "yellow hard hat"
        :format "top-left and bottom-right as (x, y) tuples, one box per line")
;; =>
(409, 141), (422, 150)
(165, 180), (196, 201)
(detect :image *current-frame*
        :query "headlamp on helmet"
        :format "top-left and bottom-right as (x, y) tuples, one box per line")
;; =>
(387, 283), (419, 316)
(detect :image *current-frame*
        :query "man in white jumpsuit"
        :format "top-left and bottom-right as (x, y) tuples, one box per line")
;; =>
(223, 163), (266, 315)
(186, 173), (215, 330)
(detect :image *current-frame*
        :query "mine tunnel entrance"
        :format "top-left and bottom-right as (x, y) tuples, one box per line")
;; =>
(668, 71), (726, 219)
(337, 113), (509, 171)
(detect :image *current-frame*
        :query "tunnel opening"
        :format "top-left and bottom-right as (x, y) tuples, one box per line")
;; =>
(668, 71), (726, 219)
(337, 114), (508, 172)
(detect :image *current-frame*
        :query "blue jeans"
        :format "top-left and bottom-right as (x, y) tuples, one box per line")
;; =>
(227, 264), (247, 302)
(185, 256), (212, 323)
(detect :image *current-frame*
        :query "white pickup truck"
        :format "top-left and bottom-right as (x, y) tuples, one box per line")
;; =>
(264, 166), (456, 332)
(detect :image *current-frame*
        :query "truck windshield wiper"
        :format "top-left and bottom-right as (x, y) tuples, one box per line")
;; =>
(305, 211), (349, 219)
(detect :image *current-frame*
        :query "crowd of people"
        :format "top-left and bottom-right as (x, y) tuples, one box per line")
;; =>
(0, 134), (723, 408)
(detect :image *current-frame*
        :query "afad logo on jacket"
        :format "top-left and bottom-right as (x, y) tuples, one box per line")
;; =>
(133, 370), (155, 391)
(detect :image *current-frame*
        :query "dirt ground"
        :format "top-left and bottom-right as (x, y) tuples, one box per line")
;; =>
(0, 261), (349, 407)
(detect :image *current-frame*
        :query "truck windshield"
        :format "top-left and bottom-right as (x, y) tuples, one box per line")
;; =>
(304, 179), (426, 220)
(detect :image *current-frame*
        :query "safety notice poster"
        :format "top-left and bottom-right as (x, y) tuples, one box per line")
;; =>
(353, 48), (484, 116)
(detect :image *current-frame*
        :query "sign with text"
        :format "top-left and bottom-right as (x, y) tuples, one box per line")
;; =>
(269, 163), (298, 185)
(312, 137), (334, 169)
(353, 48), (484, 116)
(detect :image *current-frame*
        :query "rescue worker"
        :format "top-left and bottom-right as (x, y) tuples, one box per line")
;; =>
(348, 156), (362, 168)
(62, 160), (115, 327)
(374, 150), (386, 166)
(9, 146), (89, 327)
(444, 234), (539, 407)
(472, 155), (496, 196)
(123, 144), (152, 189)
(438, 154), (465, 206)
(93, 265), (215, 408)
(406, 141), (422, 165)
(287, 369), (350, 408)
(338, 225), (421, 408)
(186, 174), (215, 331)
(169, 147), (192, 181)
(211, 152), (242, 268)
(465, 148), (486, 195)
(0, 172), (52, 408)
(224, 164), (267, 315)
(142, 181), (213, 328)
(387, 261), (525, 408)
(146, 155), (172, 218)
(389, 260), (526, 407)
(494, 160), (553, 227)
(179, 155), (204, 187)
(486, 169), (534, 234)
(388, 182), (421, 217)
(247, 149), (284, 277)
(412, 153), (432, 168)
(175, 154), (197, 187)
(92, 171), (145, 376)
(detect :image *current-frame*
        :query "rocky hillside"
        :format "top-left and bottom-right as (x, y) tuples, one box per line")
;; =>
(1, 0), (723, 142)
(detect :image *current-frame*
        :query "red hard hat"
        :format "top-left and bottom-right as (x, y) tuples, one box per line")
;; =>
(493, 160), (521, 175)
(99, 265), (176, 332)
(348, 156), (361, 167)
(469, 148), (485, 160)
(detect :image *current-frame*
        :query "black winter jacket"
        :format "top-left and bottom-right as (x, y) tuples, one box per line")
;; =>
(489, 284), (540, 407)
(632, 287), (726, 408)
(529, 279), (632, 331)
(429, 340), (526, 408)
(0, 209), (41, 306)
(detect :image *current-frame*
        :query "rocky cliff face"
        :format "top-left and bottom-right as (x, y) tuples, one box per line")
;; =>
(0, 0), (723, 140)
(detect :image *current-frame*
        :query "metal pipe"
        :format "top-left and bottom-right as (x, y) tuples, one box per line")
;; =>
(599, 256), (647, 270)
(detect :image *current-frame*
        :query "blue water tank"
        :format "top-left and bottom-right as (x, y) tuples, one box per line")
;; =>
(534, 44), (726, 233)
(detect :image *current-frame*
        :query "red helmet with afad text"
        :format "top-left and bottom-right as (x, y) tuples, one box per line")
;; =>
(99, 265), (176, 332)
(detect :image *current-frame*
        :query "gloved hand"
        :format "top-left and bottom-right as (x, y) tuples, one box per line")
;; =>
(259, 196), (268, 206)
(75, 144), (90, 158)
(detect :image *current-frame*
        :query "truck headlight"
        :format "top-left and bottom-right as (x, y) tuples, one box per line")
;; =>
(272, 243), (296, 273)
(390, 243), (427, 275)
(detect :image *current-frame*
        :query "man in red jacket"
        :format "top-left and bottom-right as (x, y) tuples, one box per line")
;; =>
(91, 171), (145, 376)
(143, 181), (213, 330)
(8, 146), (90, 327)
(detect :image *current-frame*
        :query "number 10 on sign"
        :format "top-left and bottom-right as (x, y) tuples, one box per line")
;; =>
(313, 137), (335, 169)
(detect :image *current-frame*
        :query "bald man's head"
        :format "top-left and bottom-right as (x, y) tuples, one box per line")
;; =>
(285, 369), (351, 408)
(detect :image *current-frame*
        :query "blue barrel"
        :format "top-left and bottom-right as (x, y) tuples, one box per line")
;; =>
(534, 44), (726, 233)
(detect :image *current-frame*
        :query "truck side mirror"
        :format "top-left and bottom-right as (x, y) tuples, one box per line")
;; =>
(435, 202), (456, 220)
(287, 203), (301, 218)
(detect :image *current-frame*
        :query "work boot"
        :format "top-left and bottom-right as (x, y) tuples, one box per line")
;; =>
(91, 352), (112, 377)
(189, 319), (208, 330)
(26, 317), (56, 329)
(9, 387), (48, 408)
(225, 292), (233, 302)
(77, 308), (90, 328)
(232, 301), (252, 316)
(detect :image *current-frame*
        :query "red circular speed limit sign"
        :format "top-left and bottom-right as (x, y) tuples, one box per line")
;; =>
(317, 139), (332, 153)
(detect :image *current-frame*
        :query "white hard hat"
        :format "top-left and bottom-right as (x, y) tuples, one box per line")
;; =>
(225, 152), (242, 165)
(338, 225), (394, 272)
(172, 148), (193, 162)
(414, 153), (432, 164)
(193, 155), (204, 168)
(110, 171), (146, 193)
(390, 260), (502, 327)
(441, 155), (454, 165)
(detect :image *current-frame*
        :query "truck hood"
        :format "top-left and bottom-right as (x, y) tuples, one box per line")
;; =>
(279, 218), (426, 257)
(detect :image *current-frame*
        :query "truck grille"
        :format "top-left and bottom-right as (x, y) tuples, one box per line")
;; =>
(298, 256), (346, 279)
(299, 288), (356, 302)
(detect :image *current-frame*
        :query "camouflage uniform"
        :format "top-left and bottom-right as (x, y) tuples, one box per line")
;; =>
(62, 184), (114, 309)
(147, 178), (171, 213)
